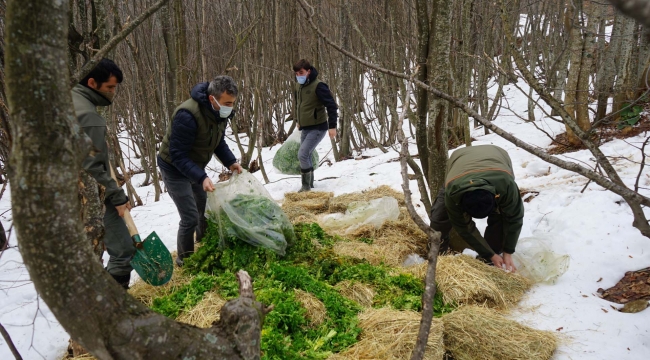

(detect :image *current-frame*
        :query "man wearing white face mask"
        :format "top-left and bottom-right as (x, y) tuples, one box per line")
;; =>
(292, 59), (338, 192)
(158, 75), (243, 266)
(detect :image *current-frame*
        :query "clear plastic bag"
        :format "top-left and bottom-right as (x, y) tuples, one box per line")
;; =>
(207, 171), (294, 255)
(511, 236), (570, 283)
(272, 130), (319, 174)
(321, 196), (400, 235)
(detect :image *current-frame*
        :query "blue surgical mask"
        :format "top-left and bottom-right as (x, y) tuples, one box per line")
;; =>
(296, 75), (307, 85)
(212, 96), (233, 118)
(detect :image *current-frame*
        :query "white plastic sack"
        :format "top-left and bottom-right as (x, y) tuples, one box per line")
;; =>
(511, 236), (570, 283)
(321, 196), (400, 235)
(272, 130), (319, 174)
(207, 171), (293, 255)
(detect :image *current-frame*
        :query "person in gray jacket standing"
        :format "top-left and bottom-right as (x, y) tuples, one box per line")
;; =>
(72, 58), (134, 289)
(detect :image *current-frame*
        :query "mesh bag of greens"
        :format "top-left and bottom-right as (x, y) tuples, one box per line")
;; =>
(272, 130), (319, 175)
(207, 171), (293, 255)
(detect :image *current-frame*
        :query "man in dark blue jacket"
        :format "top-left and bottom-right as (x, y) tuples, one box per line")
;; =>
(158, 76), (243, 266)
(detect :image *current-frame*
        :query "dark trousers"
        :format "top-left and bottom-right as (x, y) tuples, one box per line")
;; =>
(103, 199), (135, 276)
(159, 160), (207, 261)
(429, 187), (503, 255)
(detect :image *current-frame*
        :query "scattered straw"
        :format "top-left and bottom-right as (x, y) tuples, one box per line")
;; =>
(443, 306), (557, 360)
(128, 252), (193, 307)
(328, 186), (405, 213)
(282, 191), (333, 223)
(436, 255), (532, 309)
(175, 291), (227, 328)
(331, 308), (444, 360)
(294, 289), (327, 326)
(335, 280), (375, 307)
(402, 262), (428, 280)
(333, 241), (409, 268)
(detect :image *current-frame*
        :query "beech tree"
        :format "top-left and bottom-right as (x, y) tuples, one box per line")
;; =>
(5, 0), (266, 358)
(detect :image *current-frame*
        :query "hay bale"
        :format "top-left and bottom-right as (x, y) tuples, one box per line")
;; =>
(128, 252), (193, 307)
(332, 308), (444, 360)
(443, 306), (557, 360)
(333, 241), (410, 268)
(294, 289), (327, 326)
(328, 186), (405, 213)
(175, 291), (227, 328)
(282, 191), (333, 223)
(436, 255), (532, 309)
(402, 262), (428, 280)
(282, 204), (320, 223)
(335, 280), (375, 307)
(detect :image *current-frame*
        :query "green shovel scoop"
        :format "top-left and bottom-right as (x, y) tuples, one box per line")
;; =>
(111, 168), (173, 286)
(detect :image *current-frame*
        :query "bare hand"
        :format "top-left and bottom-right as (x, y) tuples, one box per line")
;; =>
(229, 163), (243, 174)
(491, 254), (504, 269)
(202, 177), (215, 192)
(115, 202), (132, 217)
(502, 253), (517, 272)
(328, 128), (337, 139)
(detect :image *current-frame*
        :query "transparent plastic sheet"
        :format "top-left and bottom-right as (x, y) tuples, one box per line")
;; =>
(511, 236), (570, 283)
(320, 196), (400, 235)
(272, 130), (319, 175)
(206, 171), (293, 255)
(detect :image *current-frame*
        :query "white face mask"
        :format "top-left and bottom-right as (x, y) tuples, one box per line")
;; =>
(212, 96), (233, 118)
(296, 75), (307, 84)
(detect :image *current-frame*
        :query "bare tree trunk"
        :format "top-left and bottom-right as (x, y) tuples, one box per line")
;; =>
(5, 1), (267, 358)
(426, 0), (452, 193)
(575, 2), (601, 131)
(563, 2), (582, 146)
(612, 15), (637, 117)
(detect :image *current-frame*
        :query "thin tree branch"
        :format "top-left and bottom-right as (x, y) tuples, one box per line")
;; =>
(0, 322), (23, 360)
(394, 72), (440, 360)
(296, 0), (650, 209)
(635, 136), (650, 193)
(70, 0), (170, 85)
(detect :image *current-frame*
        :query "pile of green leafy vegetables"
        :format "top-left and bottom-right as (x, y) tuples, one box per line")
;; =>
(151, 218), (455, 359)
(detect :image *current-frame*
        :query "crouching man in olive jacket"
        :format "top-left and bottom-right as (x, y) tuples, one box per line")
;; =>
(430, 145), (524, 271)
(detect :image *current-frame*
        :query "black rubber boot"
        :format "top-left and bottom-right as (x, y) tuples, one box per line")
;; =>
(310, 171), (315, 188)
(110, 273), (131, 289)
(298, 168), (313, 192)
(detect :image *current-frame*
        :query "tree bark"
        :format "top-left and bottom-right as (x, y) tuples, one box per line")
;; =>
(5, 1), (265, 358)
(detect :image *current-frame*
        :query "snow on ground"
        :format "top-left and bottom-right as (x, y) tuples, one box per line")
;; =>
(1, 80), (650, 359)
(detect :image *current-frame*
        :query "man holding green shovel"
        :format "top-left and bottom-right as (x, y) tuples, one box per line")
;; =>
(73, 58), (134, 289)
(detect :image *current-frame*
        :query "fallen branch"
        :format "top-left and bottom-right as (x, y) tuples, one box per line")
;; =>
(0, 322), (23, 360)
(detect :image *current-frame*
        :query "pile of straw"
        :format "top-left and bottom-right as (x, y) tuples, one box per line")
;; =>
(442, 306), (557, 360)
(335, 280), (376, 307)
(176, 291), (227, 328)
(328, 185), (405, 213)
(330, 308), (444, 360)
(282, 187), (428, 267)
(435, 255), (532, 309)
(282, 191), (333, 223)
(294, 289), (327, 326)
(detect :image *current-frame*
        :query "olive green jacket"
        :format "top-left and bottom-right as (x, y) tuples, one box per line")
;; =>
(294, 79), (328, 128)
(72, 84), (128, 206)
(444, 145), (524, 258)
(158, 98), (228, 172)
